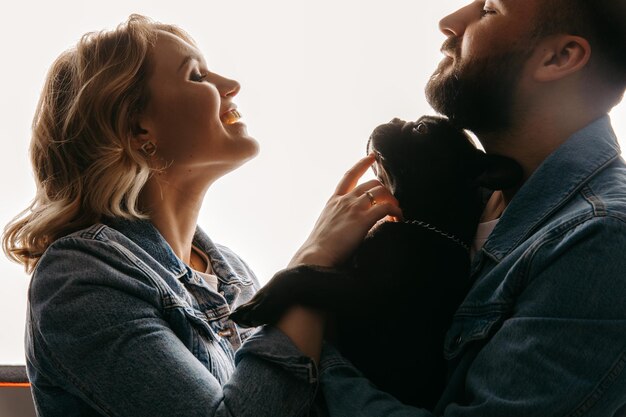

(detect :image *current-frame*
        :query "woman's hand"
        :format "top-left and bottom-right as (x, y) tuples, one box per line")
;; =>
(289, 154), (402, 268)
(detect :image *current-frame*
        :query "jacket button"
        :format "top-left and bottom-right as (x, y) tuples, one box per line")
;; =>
(218, 328), (233, 338)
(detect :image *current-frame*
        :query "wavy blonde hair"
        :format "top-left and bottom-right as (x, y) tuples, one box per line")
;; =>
(3, 14), (193, 272)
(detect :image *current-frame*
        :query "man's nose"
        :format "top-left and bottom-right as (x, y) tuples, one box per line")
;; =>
(439, 3), (476, 38)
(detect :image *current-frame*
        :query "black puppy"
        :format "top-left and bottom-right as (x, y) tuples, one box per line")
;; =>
(231, 116), (522, 409)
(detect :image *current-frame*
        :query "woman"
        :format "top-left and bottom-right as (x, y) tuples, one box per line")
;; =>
(2, 15), (400, 416)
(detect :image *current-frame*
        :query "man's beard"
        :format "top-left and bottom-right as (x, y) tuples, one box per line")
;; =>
(425, 38), (532, 134)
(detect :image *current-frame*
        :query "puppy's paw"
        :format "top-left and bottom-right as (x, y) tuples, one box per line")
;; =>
(230, 264), (351, 328)
(230, 290), (281, 328)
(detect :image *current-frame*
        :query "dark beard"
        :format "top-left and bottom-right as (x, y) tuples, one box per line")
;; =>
(425, 39), (531, 134)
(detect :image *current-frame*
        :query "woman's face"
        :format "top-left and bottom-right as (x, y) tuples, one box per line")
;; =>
(139, 31), (258, 178)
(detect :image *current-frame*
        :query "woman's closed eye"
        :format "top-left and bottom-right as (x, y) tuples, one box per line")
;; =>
(190, 71), (209, 82)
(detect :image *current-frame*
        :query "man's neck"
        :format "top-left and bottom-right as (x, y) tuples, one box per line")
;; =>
(483, 109), (602, 178)
(476, 109), (606, 217)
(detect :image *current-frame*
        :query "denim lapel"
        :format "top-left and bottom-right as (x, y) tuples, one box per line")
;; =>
(192, 228), (246, 308)
(481, 115), (621, 263)
(103, 217), (188, 278)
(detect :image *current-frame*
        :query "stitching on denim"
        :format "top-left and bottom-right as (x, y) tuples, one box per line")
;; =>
(79, 224), (107, 240)
(106, 241), (174, 309)
(566, 346), (626, 417)
(108, 239), (254, 364)
(505, 154), (620, 258)
(454, 302), (509, 316)
(208, 243), (255, 286)
(521, 213), (626, 291)
(580, 185), (608, 217)
(107, 240), (225, 342)
(518, 211), (594, 289)
(320, 356), (353, 370)
(518, 215), (626, 417)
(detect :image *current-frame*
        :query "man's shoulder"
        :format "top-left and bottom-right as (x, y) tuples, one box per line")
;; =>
(585, 157), (626, 217)
(537, 158), (626, 247)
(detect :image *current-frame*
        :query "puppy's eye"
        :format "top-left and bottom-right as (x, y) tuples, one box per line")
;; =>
(413, 122), (429, 134)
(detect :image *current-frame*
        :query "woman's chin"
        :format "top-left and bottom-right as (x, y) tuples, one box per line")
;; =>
(228, 137), (261, 169)
(238, 133), (260, 160)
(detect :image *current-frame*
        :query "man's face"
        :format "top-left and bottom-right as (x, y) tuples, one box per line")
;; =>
(425, 0), (541, 134)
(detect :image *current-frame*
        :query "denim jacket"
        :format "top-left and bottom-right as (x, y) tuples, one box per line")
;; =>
(320, 115), (626, 417)
(26, 218), (319, 416)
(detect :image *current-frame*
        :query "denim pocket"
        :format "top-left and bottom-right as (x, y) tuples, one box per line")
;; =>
(444, 307), (507, 360)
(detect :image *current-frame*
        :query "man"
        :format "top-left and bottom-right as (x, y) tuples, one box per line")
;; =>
(318, 0), (626, 415)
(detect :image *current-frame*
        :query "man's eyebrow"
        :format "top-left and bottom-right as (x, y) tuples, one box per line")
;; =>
(178, 54), (202, 73)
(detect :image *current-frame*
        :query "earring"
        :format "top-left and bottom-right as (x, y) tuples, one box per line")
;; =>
(140, 141), (157, 157)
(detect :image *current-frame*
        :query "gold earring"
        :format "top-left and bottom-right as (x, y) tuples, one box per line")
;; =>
(140, 141), (157, 156)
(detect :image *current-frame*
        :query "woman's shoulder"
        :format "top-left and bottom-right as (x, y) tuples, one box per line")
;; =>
(36, 222), (134, 270)
(31, 221), (180, 311)
(36, 221), (160, 272)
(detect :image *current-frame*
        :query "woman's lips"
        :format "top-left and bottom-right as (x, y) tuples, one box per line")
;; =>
(221, 109), (242, 125)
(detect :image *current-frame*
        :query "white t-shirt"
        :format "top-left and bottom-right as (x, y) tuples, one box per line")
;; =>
(191, 245), (219, 291)
(471, 219), (500, 258)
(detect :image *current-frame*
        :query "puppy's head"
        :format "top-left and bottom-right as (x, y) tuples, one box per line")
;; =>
(367, 115), (522, 220)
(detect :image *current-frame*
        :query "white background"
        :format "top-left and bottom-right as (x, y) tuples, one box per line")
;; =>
(1, 0), (625, 364)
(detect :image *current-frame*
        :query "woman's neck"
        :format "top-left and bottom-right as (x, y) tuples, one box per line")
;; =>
(139, 173), (211, 265)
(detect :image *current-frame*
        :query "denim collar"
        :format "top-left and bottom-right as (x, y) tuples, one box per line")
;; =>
(482, 115), (621, 262)
(102, 218), (254, 304)
(103, 217), (188, 277)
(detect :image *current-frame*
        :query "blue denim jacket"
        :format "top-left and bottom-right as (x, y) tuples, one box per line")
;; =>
(320, 115), (626, 416)
(26, 218), (319, 416)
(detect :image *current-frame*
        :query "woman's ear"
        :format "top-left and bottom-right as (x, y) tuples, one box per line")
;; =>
(132, 125), (150, 139)
(532, 35), (591, 82)
(130, 121), (158, 157)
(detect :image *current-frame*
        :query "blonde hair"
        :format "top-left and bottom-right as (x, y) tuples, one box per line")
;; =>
(3, 14), (193, 272)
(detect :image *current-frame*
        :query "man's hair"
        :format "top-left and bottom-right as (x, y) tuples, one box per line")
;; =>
(535, 0), (626, 92)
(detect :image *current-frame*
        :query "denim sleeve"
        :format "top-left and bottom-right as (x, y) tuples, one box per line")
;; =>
(28, 237), (318, 417)
(320, 216), (626, 417)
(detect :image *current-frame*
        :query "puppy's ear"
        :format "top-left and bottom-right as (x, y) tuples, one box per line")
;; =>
(472, 151), (523, 190)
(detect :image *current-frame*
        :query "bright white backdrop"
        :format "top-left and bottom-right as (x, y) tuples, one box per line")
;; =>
(1, 1), (625, 364)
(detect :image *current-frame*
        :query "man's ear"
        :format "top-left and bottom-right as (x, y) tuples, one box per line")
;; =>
(532, 35), (591, 82)
(472, 151), (523, 190)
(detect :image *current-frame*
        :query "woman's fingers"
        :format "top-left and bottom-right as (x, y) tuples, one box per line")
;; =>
(333, 156), (396, 210)
(334, 154), (376, 195)
(290, 157), (403, 268)
(352, 179), (384, 196)
(355, 184), (399, 210)
(359, 185), (403, 221)
(367, 201), (404, 223)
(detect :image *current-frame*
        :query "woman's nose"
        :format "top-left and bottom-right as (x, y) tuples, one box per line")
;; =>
(439, 3), (475, 38)
(218, 77), (241, 98)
